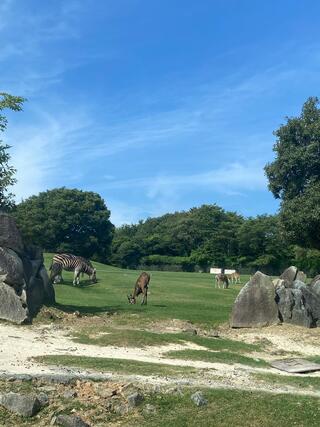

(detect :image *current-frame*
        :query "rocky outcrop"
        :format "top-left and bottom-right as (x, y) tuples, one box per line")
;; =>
(0, 213), (55, 324)
(230, 272), (279, 328)
(280, 266), (298, 287)
(232, 266), (320, 329)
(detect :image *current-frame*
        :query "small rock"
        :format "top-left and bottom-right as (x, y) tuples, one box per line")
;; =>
(182, 327), (197, 335)
(191, 391), (208, 407)
(0, 392), (41, 417)
(144, 404), (156, 414)
(37, 392), (49, 407)
(62, 390), (77, 399)
(127, 392), (144, 408)
(55, 414), (90, 427)
(112, 403), (129, 415)
(208, 329), (220, 338)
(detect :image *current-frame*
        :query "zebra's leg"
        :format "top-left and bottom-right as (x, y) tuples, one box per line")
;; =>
(73, 268), (80, 286)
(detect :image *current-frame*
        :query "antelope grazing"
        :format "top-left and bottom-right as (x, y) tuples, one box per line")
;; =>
(215, 273), (229, 289)
(227, 271), (241, 284)
(128, 272), (150, 305)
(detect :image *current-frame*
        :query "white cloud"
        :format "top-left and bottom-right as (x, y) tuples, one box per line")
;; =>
(8, 110), (92, 201)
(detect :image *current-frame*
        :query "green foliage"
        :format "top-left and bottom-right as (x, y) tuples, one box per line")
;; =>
(0, 93), (25, 210)
(111, 204), (291, 274)
(14, 188), (114, 261)
(265, 97), (320, 249)
(237, 215), (293, 274)
(293, 246), (320, 277)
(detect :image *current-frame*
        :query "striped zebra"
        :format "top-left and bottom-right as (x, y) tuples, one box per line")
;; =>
(49, 253), (97, 286)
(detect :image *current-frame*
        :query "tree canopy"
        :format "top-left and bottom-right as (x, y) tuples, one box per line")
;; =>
(0, 93), (25, 210)
(14, 188), (114, 262)
(111, 205), (293, 274)
(265, 97), (320, 249)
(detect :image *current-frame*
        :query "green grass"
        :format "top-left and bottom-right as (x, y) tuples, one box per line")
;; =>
(44, 253), (247, 328)
(35, 355), (200, 377)
(166, 349), (268, 367)
(73, 327), (260, 353)
(253, 372), (320, 390)
(137, 388), (320, 427)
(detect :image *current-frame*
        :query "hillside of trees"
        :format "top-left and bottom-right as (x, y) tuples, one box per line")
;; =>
(111, 205), (290, 274)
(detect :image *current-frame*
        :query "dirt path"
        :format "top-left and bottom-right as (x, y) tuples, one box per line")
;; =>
(2, 322), (320, 398)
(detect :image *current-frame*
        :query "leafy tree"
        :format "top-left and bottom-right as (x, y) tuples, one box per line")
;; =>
(14, 188), (114, 262)
(265, 97), (320, 248)
(0, 93), (25, 210)
(237, 215), (293, 274)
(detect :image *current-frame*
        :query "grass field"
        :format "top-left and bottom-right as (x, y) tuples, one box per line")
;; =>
(44, 253), (245, 328)
(38, 255), (320, 426)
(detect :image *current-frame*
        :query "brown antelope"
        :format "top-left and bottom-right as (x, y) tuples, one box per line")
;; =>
(215, 273), (229, 289)
(227, 271), (241, 285)
(128, 272), (150, 305)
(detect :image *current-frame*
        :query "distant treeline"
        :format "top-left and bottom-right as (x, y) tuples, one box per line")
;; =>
(111, 204), (320, 276)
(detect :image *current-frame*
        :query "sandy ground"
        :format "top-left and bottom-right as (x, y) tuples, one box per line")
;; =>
(2, 321), (320, 397)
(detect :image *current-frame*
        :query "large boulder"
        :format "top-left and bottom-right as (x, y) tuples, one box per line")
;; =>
(0, 392), (41, 417)
(0, 215), (55, 324)
(310, 275), (320, 297)
(0, 213), (24, 255)
(280, 266), (298, 287)
(0, 248), (24, 290)
(276, 286), (313, 328)
(0, 282), (29, 324)
(296, 271), (307, 283)
(230, 271), (279, 328)
(272, 278), (286, 289)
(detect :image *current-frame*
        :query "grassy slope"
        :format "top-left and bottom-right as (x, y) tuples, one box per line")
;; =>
(44, 253), (245, 328)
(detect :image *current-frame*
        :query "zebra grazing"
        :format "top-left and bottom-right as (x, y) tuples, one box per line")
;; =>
(49, 253), (97, 286)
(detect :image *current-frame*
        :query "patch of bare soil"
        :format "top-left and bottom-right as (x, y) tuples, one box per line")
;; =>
(2, 316), (320, 398)
(220, 322), (320, 358)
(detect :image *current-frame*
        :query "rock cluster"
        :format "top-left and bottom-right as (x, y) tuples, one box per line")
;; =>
(0, 213), (55, 324)
(230, 267), (320, 329)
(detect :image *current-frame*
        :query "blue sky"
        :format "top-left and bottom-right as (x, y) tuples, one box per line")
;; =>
(2, 0), (320, 225)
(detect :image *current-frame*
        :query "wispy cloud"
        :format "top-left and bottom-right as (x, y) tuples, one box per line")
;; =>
(9, 110), (92, 201)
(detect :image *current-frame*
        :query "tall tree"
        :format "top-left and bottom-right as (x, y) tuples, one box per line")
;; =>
(14, 188), (114, 262)
(265, 97), (320, 248)
(0, 93), (25, 210)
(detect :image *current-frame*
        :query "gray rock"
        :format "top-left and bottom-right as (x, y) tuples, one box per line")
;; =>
(0, 247), (25, 289)
(55, 415), (90, 427)
(300, 287), (320, 323)
(127, 391), (144, 408)
(0, 392), (41, 417)
(39, 266), (55, 304)
(276, 287), (294, 322)
(310, 274), (320, 287)
(280, 266), (298, 287)
(112, 403), (130, 415)
(272, 278), (286, 289)
(310, 276), (320, 297)
(62, 390), (77, 399)
(182, 327), (197, 335)
(37, 392), (49, 407)
(144, 404), (156, 414)
(292, 280), (307, 290)
(0, 213), (24, 254)
(191, 391), (208, 406)
(230, 271), (279, 328)
(276, 286), (314, 328)
(0, 282), (29, 324)
(296, 271), (307, 283)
